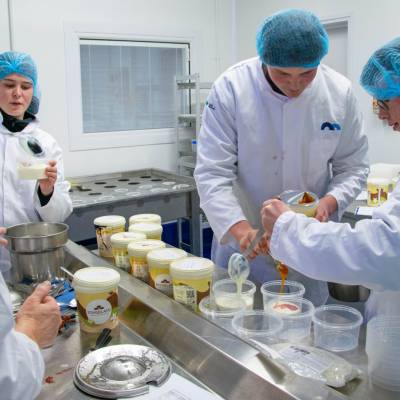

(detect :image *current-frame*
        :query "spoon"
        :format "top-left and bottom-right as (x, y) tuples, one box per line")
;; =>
(228, 229), (264, 295)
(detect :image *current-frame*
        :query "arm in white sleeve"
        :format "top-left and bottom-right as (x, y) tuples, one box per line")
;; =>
(270, 186), (400, 291)
(34, 139), (72, 223)
(0, 276), (44, 399)
(327, 88), (369, 218)
(194, 80), (247, 243)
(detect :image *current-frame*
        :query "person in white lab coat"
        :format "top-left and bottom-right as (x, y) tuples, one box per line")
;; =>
(0, 227), (61, 400)
(0, 51), (72, 273)
(194, 9), (369, 305)
(261, 37), (400, 318)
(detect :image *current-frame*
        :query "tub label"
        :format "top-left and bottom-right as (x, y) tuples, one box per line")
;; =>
(113, 248), (130, 270)
(155, 274), (173, 295)
(86, 299), (112, 325)
(173, 284), (197, 309)
(131, 259), (149, 281)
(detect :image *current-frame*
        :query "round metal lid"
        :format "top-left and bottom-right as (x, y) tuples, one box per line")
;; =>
(73, 344), (171, 398)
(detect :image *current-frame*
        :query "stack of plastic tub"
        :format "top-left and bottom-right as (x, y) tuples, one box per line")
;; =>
(366, 316), (400, 391)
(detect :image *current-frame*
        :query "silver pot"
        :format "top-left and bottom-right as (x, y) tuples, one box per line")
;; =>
(5, 222), (69, 284)
(328, 282), (370, 302)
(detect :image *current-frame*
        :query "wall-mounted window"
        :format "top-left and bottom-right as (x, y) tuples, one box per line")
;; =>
(64, 23), (192, 151)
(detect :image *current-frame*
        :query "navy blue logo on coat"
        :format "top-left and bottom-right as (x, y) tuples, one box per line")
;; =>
(321, 121), (341, 131)
(205, 101), (215, 110)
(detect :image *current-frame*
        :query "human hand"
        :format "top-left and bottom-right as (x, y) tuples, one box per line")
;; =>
(0, 227), (7, 247)
(38, 160), (57, 196)
(314, 195), (338, 222)
(261, 199), (290, 240)
(238, 228), (269, 260)
(229, 220), (267, 260)
(15, 281), (62, 348)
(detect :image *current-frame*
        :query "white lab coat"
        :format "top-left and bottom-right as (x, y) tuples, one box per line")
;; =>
(0, 115), (72, 272)
(194, 57), (369, 306)
(0, 273), (44, 399)
(270, 183), (400, 319)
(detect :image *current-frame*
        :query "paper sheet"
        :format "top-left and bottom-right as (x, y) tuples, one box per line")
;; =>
(120, 373), (222, 400)
(355, 206), (374, 216)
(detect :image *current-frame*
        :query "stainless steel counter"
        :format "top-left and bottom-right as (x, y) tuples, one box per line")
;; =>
(37, 241), (399, 400)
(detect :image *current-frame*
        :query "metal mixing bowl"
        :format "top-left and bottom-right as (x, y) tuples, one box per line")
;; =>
(5, 222), (69, 284)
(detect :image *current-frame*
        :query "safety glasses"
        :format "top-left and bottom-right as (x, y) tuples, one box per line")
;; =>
(377, 99), (390, 112)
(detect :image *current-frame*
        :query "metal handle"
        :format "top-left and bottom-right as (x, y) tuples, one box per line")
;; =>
(242, 229), (265, 258)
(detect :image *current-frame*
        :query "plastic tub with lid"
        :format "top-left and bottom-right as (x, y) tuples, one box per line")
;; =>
(313, 305), (363, 352)
(367, 177), (390, 206)
(147, 248), (187, 296)
(127, 240), (165, 282)
(73, 267), (120, 333)
(170, 257), (214, 310)
(129, 213), (162, 226)
(94, 215), (126, 258)
(129, 222), (163, 240)
(110, 232), (146, 271)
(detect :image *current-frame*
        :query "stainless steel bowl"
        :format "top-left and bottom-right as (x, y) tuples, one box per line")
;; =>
(328, 282), (370, 302)
(5, 222), (69, 284)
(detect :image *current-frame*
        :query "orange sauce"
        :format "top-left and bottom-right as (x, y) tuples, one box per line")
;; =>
(298, 191), (315, 204)
(276, 262), (289, 293)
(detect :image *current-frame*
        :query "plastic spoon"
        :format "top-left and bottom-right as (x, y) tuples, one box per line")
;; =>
(228, 229), (264, 295)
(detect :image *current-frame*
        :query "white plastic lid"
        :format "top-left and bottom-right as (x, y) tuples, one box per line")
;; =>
(72, 267), (120, 288)
(170, 257), (214, 278)
(147, 248), (187, 264)
(93, 215), (126, 227)
(110, 231), (146, 247)
(367, 177), (391, 186)
(128, 222), (162, 235)
(127, 240), (166, 257)
(129, 214), (162, 225)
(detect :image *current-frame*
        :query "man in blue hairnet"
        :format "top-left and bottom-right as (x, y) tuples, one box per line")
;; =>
(194, 9), (369, 306)
(261, 37), (400, 318)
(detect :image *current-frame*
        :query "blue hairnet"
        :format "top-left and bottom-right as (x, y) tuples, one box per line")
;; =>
(360, 37), (400, 100)
(256, 9), (329, 68)
(0, 51), (40, 114)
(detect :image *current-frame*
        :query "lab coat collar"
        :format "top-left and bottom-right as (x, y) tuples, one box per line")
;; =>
(0, 112), (40, 136)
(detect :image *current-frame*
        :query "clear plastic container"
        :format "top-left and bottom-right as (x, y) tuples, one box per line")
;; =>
(199, 296), (245, 333)
(268, 298), (315, 342)
(366, 316), (400, 391)
(313, 305), (363, 352)
(93, 215), (126, 258)
(212, 279), (256, 310)
(261, 280), (305, 309)
(279, 190), (319, 217)
(232, 310), (283, 342)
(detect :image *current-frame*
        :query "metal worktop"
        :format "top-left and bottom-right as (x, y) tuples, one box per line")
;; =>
(65, 168), (202, 256)
(38, 241), (399, 399)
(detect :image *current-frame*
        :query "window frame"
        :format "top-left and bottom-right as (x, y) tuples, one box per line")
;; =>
(64, 22), (193, 151)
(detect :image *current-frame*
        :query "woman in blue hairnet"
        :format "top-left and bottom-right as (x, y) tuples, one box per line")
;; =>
(194, 9), (369, 306)
(261, 37), (400, 318)
(0, 51), (72, 273)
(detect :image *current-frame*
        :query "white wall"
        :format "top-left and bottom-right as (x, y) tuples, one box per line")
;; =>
(3, 0), (233, 178)
(0, 0), (10, 51)
(235, 0), (400, 164)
